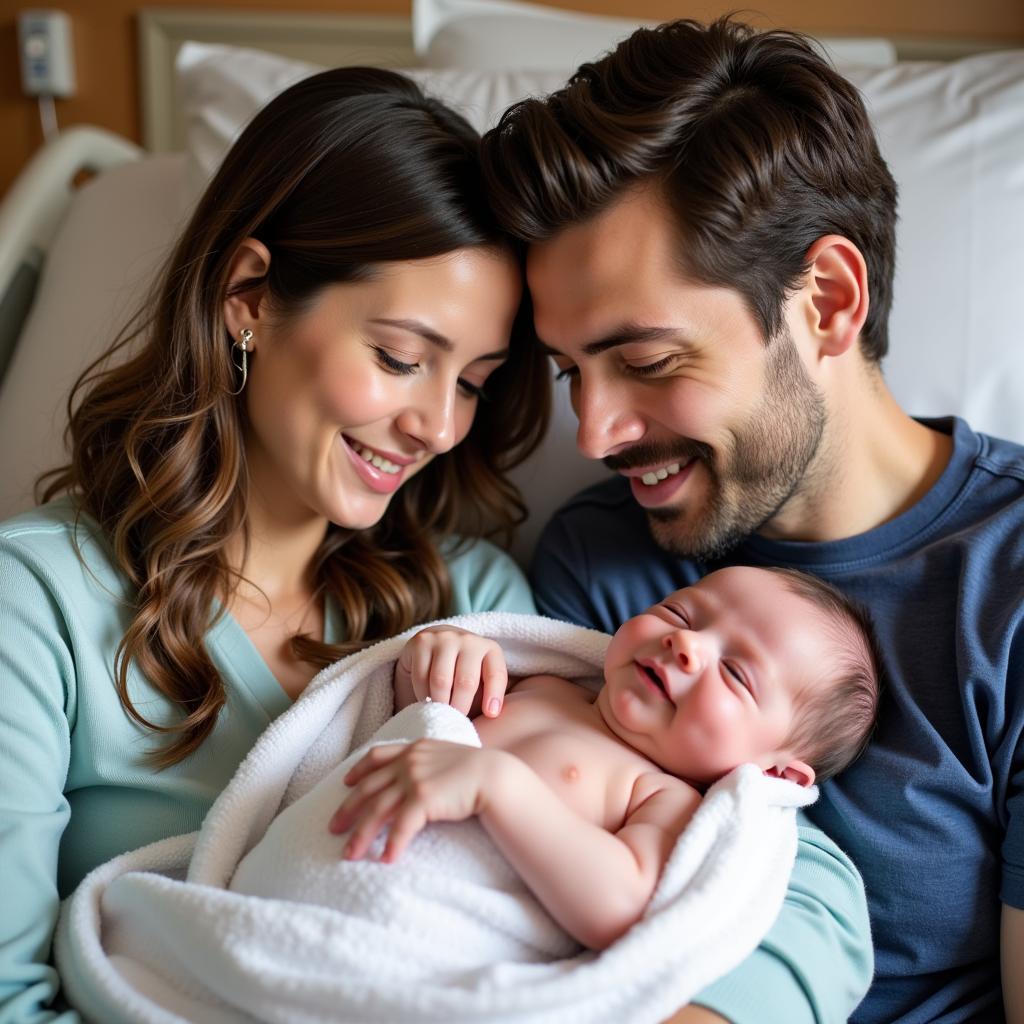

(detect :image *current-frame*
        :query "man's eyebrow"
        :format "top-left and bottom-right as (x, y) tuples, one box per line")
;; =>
(370, 318), (507, 361)
(538, 325), (695, 358)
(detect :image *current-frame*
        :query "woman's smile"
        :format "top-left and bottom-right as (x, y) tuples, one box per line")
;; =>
(340, 434), (422, 495)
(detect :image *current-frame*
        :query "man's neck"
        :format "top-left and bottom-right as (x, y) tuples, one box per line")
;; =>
(758, 369), (953, 544)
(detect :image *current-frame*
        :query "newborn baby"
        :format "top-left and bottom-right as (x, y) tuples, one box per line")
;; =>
(327, 564), (880, 948)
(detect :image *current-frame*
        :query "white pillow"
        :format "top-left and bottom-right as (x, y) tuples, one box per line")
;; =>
(178, 42), (320, 203)
(842, 54), (1024, 443)
(411, 0), (896, 70)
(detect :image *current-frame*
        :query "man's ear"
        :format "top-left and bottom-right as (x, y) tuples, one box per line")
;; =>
(798, 234), (869, 360)
(764, 759), (816, 788)
(222, 238), (272, 345)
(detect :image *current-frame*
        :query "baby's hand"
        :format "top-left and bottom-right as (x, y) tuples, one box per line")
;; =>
(395, 626), (508, 717)
(329, 740), (502, 861)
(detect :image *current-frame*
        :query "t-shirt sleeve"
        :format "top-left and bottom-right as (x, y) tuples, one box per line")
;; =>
(0, 540), (80, 1023)
(999, 630), (1024, 909)
(446, 538), (536, 615)
(691, 815), (873, 1024)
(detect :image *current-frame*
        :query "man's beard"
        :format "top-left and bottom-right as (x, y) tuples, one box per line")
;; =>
(604, 330), (827, 560)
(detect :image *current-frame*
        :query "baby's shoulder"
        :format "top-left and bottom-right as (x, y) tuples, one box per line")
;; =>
(626, 770), (702, 820)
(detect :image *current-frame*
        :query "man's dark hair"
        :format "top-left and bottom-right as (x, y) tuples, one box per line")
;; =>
(764, 567), (883, 782)
(481, 16), (899, 362)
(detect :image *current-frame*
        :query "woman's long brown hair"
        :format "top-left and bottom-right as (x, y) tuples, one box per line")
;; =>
(39, 67), (551, 767)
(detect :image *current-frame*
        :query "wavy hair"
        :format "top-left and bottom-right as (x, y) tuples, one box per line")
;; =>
(40, 67), (550, 767)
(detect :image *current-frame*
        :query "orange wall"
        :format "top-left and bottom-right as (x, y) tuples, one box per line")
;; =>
(2, 0), (1023, 195)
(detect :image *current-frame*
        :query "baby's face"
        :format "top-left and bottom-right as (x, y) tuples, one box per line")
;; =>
(598, 566), (833, 786)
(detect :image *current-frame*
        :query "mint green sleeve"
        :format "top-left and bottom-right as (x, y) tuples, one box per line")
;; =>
(0, 542), (80, 1023)
(445, 538), (536, 615)
(691, 815), (873, 1023)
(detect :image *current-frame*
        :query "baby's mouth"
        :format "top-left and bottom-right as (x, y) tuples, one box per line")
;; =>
(638, 662), (672, 702)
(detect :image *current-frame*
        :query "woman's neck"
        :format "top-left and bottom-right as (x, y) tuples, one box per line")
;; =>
(225, 491), (329, 609)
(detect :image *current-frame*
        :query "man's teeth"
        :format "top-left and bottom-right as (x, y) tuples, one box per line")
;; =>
(357, 445), (401, 475)
(640, 462), (682, 486)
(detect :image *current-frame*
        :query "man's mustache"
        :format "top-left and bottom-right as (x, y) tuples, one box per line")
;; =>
(603, 439), (714, 473)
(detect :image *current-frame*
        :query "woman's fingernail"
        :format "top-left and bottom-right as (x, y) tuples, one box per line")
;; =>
(487, 698), (501, 716)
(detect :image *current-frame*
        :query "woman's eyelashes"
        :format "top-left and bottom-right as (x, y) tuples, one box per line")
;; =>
(373, 346), (419, 375)
(457, 377), (487, 400)
(373, 346), (487, 400)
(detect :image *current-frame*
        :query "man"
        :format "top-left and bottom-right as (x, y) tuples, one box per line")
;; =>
(480, 17), (1024, 1024)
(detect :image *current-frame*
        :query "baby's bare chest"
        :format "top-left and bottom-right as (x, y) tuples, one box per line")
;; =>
(474, 688), (647, 831)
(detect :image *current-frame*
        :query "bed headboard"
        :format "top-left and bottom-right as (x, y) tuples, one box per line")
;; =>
(137, 5), (1015, 154)
(138, 11), (416, 152)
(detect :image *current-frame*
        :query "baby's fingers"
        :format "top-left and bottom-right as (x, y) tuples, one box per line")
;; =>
(381, 803), (429, 863)
(340, 787), (403, 860)
(449, 646), (487, 715)
(424, 642), (459, 705)
(479, 649), (509, 718)
(330, 766), (394, 834)
(343, 743), (405, 787)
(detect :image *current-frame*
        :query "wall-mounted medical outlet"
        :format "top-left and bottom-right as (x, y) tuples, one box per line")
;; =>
(17, 10), (76, 98)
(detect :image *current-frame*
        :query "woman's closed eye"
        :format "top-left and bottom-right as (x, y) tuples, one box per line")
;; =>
(457, 377), (488, 401)
(374, 346), (419, 375)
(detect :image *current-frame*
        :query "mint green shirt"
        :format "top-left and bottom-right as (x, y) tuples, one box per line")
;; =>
(0, 498), (535, 1023)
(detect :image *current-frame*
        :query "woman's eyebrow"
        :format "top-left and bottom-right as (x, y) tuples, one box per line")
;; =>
(370, 317), (507, 361)
(370, 317), (452, 351)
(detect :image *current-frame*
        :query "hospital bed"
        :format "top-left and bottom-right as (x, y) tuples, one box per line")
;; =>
(1, 0), (1022, 565)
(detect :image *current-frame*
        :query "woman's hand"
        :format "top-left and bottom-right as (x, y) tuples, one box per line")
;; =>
(395, 626), (508, 717)
(329, 739), (505, 861)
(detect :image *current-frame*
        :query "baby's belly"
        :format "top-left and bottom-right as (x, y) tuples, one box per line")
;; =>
(475, 718), (626, 830)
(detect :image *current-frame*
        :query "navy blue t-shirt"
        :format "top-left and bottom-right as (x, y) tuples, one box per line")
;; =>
(530, 417), (1024, 1023)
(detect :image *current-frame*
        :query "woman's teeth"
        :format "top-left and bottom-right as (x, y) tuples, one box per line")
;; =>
(640, 462), (682, 486)
(356, 445), (401, 475)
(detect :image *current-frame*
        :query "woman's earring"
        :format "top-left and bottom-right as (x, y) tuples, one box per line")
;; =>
(230, 328), (253, 395)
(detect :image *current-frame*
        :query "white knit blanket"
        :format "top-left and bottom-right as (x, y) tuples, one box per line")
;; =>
(56, 612), (815, 1024)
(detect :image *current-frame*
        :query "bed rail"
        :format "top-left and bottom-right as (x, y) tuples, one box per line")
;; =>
(0, 126), (142, 388)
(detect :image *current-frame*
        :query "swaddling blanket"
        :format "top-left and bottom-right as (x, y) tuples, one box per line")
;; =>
(56, 612), (815, 1024)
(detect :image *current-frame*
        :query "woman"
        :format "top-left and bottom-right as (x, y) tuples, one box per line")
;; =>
(0, 67), (549, 1020)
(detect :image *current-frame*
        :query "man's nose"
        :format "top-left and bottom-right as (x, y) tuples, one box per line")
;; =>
(573, 375), (645, 460)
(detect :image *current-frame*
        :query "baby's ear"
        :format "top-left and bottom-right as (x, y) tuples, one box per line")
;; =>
(764, 759), (816, 788)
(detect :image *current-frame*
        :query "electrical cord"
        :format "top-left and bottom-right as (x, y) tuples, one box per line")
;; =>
(38, 94), (58, 141)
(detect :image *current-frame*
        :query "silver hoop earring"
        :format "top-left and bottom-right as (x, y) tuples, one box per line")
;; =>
(230, 328), (252, 395)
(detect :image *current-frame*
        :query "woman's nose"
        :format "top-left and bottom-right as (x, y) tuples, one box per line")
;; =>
(396, 381), (458, 454)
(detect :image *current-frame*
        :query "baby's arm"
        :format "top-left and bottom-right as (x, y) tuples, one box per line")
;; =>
(334, 741), (701, 950)
(479, 766), (701, 949)
(394, 626), (509, 718)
